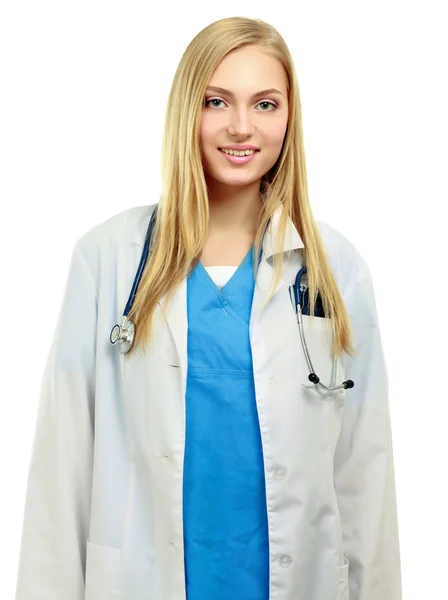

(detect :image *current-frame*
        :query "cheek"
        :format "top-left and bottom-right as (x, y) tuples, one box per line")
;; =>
(264, 118), (288, 147)
(199, 114), (217, 146)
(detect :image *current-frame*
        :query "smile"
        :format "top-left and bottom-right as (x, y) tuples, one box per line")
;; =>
(218, 148), (259, 164)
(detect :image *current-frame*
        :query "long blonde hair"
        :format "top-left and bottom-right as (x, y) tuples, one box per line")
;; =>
(127, 16), (355, 360)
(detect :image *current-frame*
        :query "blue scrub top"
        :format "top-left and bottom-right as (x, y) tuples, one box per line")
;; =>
(182, 245), (270, 600)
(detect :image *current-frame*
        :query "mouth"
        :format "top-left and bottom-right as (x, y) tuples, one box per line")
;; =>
(217, 148), (260, 164)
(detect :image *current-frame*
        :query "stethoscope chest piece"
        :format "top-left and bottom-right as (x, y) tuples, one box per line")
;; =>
(110, 318), (135, 354)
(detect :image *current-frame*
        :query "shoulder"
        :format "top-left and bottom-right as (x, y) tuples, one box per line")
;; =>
(315, 219), (371, 287)
(76, 203), (157, 251)
(71, 202), (158, 282)
(315, 220), (377, 326)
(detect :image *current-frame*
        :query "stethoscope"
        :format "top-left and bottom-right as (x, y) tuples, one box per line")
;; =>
(288, 271), (354, 392)
(110, 207), (354, 392)
(109, 205), (158, 354)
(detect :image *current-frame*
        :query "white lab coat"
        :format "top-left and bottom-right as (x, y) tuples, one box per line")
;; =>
(15, 202), (402, 600)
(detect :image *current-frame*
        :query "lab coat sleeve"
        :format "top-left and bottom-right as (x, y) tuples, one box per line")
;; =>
(15, 240), (98, 600)
(334, 251), (402, 600)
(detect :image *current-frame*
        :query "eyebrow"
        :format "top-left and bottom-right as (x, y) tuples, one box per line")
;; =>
(205, 86), (284, 98)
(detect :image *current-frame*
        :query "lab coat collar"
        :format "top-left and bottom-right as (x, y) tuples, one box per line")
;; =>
(260, 203), (304, 259)
(132, 202), (304, 259)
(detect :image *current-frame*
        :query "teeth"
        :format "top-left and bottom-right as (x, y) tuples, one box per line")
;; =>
(221, 148), (256, 156)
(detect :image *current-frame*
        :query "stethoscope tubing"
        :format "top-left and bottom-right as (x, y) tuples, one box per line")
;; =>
(109, 207), (158, 351)
(125, 207), (157, 316)
(291, 293), (346, 392)
(289, 267), (353, 392)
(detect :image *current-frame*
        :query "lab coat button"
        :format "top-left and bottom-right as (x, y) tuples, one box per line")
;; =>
(279, 555), (292, 568)
(274, 467), (286, 480)
(267, 377), (276, 387)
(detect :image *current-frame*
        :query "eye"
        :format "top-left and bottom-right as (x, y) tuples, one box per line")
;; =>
(257, 101), (276, 111)
(204, 98), (277, 111)
(205, 98), (226, 108)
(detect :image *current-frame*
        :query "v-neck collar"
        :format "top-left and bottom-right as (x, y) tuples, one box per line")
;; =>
(196, 244), (254, 295)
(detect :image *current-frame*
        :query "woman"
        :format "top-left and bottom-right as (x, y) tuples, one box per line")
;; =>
(15, 16), (402, 600)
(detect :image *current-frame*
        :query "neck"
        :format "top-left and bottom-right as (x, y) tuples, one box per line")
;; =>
(206, 180), (262, 236)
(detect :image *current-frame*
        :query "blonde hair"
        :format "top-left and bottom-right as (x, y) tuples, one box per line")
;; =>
(127, 16), (355, 360)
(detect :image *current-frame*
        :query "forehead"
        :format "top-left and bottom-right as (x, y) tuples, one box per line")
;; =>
(207, 46), (287, 96)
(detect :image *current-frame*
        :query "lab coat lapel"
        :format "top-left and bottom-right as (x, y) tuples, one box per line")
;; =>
(130, 203), (304, 399)
(129, 206), (188, 405)
(250, 204), (304, 329)
(160, 278), (188, 381)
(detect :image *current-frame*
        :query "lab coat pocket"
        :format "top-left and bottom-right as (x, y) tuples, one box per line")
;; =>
(299, 315), (347, 452)
(299, 314), (347, 403)
(85, 539), (122, 600)
(336, 556), (350, 599)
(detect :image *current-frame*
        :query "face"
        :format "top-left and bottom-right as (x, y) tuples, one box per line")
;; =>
(199, 45), (289, 189)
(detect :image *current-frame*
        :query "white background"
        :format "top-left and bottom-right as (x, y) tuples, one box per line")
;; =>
(2, 2), (447, 598)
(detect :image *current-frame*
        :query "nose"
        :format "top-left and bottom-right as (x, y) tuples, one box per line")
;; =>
(227, 108), (255, 137)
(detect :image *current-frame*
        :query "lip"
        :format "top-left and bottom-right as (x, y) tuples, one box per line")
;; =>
(218, 148), (259, 165)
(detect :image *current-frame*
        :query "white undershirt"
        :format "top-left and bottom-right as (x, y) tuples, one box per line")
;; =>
(203, 265), (238, 289)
